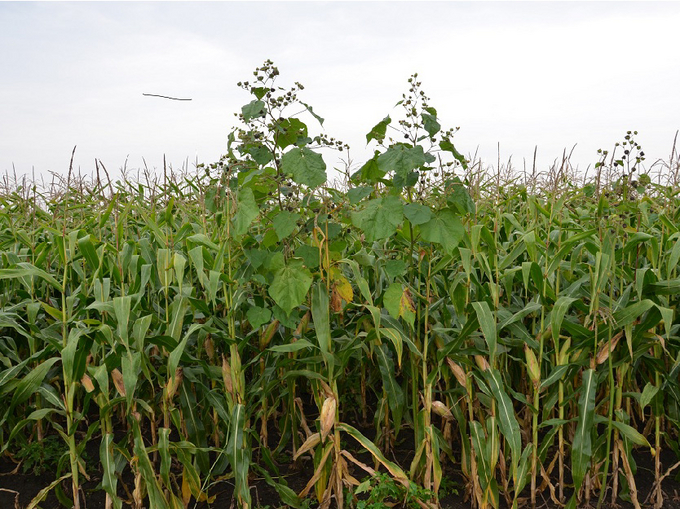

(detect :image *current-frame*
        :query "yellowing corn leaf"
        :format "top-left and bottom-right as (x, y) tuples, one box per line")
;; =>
(181, 469), (192, 506)
(293, 432), (321, 460)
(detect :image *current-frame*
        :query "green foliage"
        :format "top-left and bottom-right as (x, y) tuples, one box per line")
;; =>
(354, 473), (436, 509)
(0, 59), (679, 509)
(15, 435), (67, 475)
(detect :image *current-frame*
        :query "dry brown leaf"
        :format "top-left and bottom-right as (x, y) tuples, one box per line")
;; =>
(111, 368), (126, 397)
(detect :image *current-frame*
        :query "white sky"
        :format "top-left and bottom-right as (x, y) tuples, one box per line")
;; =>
(1, 2), (679, 184)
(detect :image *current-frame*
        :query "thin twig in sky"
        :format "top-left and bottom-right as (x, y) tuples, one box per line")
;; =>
(142, 93), (192, 101)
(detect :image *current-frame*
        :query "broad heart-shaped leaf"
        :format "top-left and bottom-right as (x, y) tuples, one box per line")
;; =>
(274, 118), (308, 150)
(403, 202), (432, 225)
(347, 186), (374, 204)
(281, 147), (326, 188)
(377, 144), (429, 177)
(445, 179), (476, 215)
(351, 154), (385, 184)
(351, 196), (404, 242)
(241, 100), (265, 122)
(419, 209), (464, 252)
(247, 144), (274, 166)
(383, 283), (416, 329)
(246, 306), (272, 330)
(366, 116), (391, 144)
(272, 210), (300, 240)
(232, 187), (259, 236)
(421, 112), (440, 137)
(440, 138), (468, 169)
(269, 263), (313, 316)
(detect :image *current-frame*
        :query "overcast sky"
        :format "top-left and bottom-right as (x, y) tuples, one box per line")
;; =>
(1, 2), (679, 184)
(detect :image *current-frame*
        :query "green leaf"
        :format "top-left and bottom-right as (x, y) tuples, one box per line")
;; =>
(551, 297), (577, 343)
(347, 186), (374, 204)
(366, 116), (391, 144)
(640, 382), (659, 411)
(572, 369), (597, 494)
(383, 283), (416, 328)
(0, 263), (62, 291)
(440, 138), (468, 169)
(351, 196), (403, 242)
(11, 357), (59, 409)
(300, 101), (324, 126)
(168, 323), (202, 378)
(420, 209), (464, 252)
(241, 100), (265, 122)
(100, 434), (122, 509)
(233, 187), (259, 236)
(26, 474), (72, 509)
(485, 369), (521, 474)
(384, 259), (407, 278)
(272, 210), (300, 240)
(403, 203), (432, 226)
(247, 144), (274, 165)
(472, 301), (497, 364)
(377, 144), (429, 177)
(337, 423), (409, 485)
(281, 147), (327, 188)
(470, 420), (491, 488)
(421, 112), (440, 137)
(376, 344), (405, 431)
(311, 283), (332, 363)
(593, 415), (651, 448)
(514, 444), (533, 500)
(77, 235), (100, 271)
(445, 180), (476, 214)
(228, 404), (252, 508)
(246, 306), (272, 330)
(295, 244), (320, 268)
(269, 263), (313, 315)
(613, 299), (655, 328)
(352, 154), (385, 183)
(269, 339), (315, 353)
(275, 118), (308, 149)
(540, 364), (571, 390)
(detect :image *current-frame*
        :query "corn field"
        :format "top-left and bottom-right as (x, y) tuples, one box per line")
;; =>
(2, 61), (680, 509)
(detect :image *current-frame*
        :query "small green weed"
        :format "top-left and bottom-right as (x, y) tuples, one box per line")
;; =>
(16, 435), (67, 475)
(352, 473), (437, 509)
